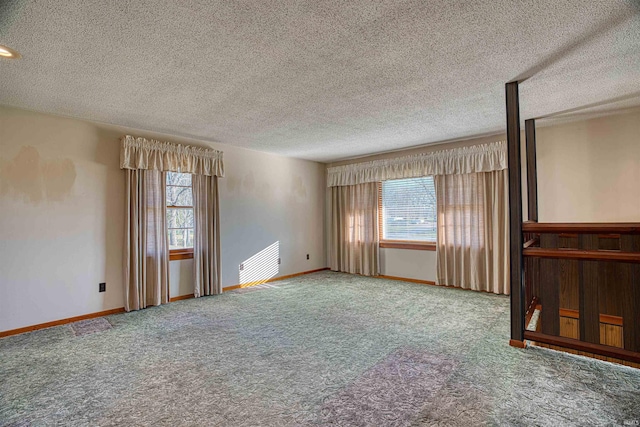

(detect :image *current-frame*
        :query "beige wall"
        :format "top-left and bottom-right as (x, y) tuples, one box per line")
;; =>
(536, 110), (640, 222)
(0, 106), (326, 332)
(380, 249), (437, 282)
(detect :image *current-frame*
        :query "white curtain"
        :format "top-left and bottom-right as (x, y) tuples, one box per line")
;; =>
(120, 135), (224, 308)
(121, 135), (224, 176)
(330, 182), (379, 276)
(192, 174), (221, 297)
(124, 169), (170, 311)
(327, 141), (506, 187)
(435, 170), (509, 294)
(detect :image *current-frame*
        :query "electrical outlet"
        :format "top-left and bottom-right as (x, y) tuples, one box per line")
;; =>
(306, 254), (310, 260)
(239, 263), (244, 271)
(99, 282), (106, 292)
(278, 258), (281, 265)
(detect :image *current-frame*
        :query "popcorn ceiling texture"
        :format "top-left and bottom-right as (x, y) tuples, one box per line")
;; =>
(1, 271), (639, 426)
(0, 1), (639, 162)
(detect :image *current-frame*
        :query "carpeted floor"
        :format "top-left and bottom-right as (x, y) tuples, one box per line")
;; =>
(1, 271), (639, 426)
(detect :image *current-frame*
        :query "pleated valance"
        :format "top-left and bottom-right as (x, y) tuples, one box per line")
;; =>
(327, 141), (506, 187)
(120, 135), (224, 177)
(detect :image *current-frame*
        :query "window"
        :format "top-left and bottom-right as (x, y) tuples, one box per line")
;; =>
(166, 172), (194, 260)
(379, 177), (437, 250)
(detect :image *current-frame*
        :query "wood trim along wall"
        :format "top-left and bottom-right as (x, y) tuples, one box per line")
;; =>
(168, 294), (194, 303)
(224, 267), (331, 290)
(0, 308), (126, 338)
(524, 331), (640, 364)
(170, 248), (194, 261)
(531, 340), (640, 369)
(523, 248), (640, 263)
(523, 222), (640, 233)
(378, 275), (436, 286)
(509, 339), (526, 348)
(559, 308), (624, 326)
(377, 275), (508, 297)
(379, 241), (436, 251)
(171, 268), (332, 298)
(1, 268), (331, 339)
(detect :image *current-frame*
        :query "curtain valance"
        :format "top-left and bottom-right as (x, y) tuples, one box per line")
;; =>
(120, 135), (224, 177)
(327, 141), (506, 187)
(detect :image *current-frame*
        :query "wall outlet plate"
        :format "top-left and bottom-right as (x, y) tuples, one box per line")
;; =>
(278, 258), (281, 265)
(306, 254), (309, 260)
(99, 282), (106, 292)
(239, 263), (244, 271)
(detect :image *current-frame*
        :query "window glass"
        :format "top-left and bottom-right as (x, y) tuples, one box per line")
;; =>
(381, 177), (436, 242)
(166, 172), (194, 250)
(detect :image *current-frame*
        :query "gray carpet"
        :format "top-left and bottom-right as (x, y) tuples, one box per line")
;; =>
(1, 271), (639, 426)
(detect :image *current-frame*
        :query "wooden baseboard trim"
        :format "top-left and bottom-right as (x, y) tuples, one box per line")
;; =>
(223, 267), (330, 291)
(0, 268), (330, 338)
(378, 275), (436, 286)
(168, 294), (195, 302)
(509, 339), (526, 348)
(377, 275), (506, 296)
(0, 307), (125, 339)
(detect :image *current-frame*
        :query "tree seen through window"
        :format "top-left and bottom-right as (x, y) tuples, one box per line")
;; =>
(166, 172), (194, 250)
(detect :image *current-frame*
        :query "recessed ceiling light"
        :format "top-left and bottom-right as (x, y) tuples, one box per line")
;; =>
(0, 44), (21, 59)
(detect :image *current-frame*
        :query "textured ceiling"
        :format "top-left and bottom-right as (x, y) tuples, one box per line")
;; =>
(1, 1), (639, 162)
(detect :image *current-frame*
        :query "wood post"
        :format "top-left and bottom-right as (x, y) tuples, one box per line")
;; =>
(525, 119), (538, 222)
(506, 82), (525, 344)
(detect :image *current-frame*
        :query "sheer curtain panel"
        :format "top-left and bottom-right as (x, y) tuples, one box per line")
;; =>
(192, 174), (221, 297)
(330, 182), (379, 276)
(435, 170), (509, 294)
(124, 169), (170, 311)
(121, 135), (224, 307)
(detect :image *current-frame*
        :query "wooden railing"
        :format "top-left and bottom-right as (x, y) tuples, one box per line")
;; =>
(522, 222), (640, 364)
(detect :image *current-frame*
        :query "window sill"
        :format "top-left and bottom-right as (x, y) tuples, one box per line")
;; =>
(379, 241), (436, 251)
(170, 248), (194, 261)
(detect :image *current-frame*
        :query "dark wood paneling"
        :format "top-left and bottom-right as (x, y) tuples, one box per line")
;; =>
(621, 235), (640, 352)
(598, 236), (621, 251)
(539, 233), (559, 336)
(559, 259), (579, 310)
(506, 81), (524, 343)
(525, 224), (640, 359)
(559, 235), (579, 249)
(599, 260), (624, 317)
(558, 233), (579, 310)
(580, 234), (600, 344)
(539, 233), (558, 249)
(524, 256), (540, 311)
(525, 119), (538, 222)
